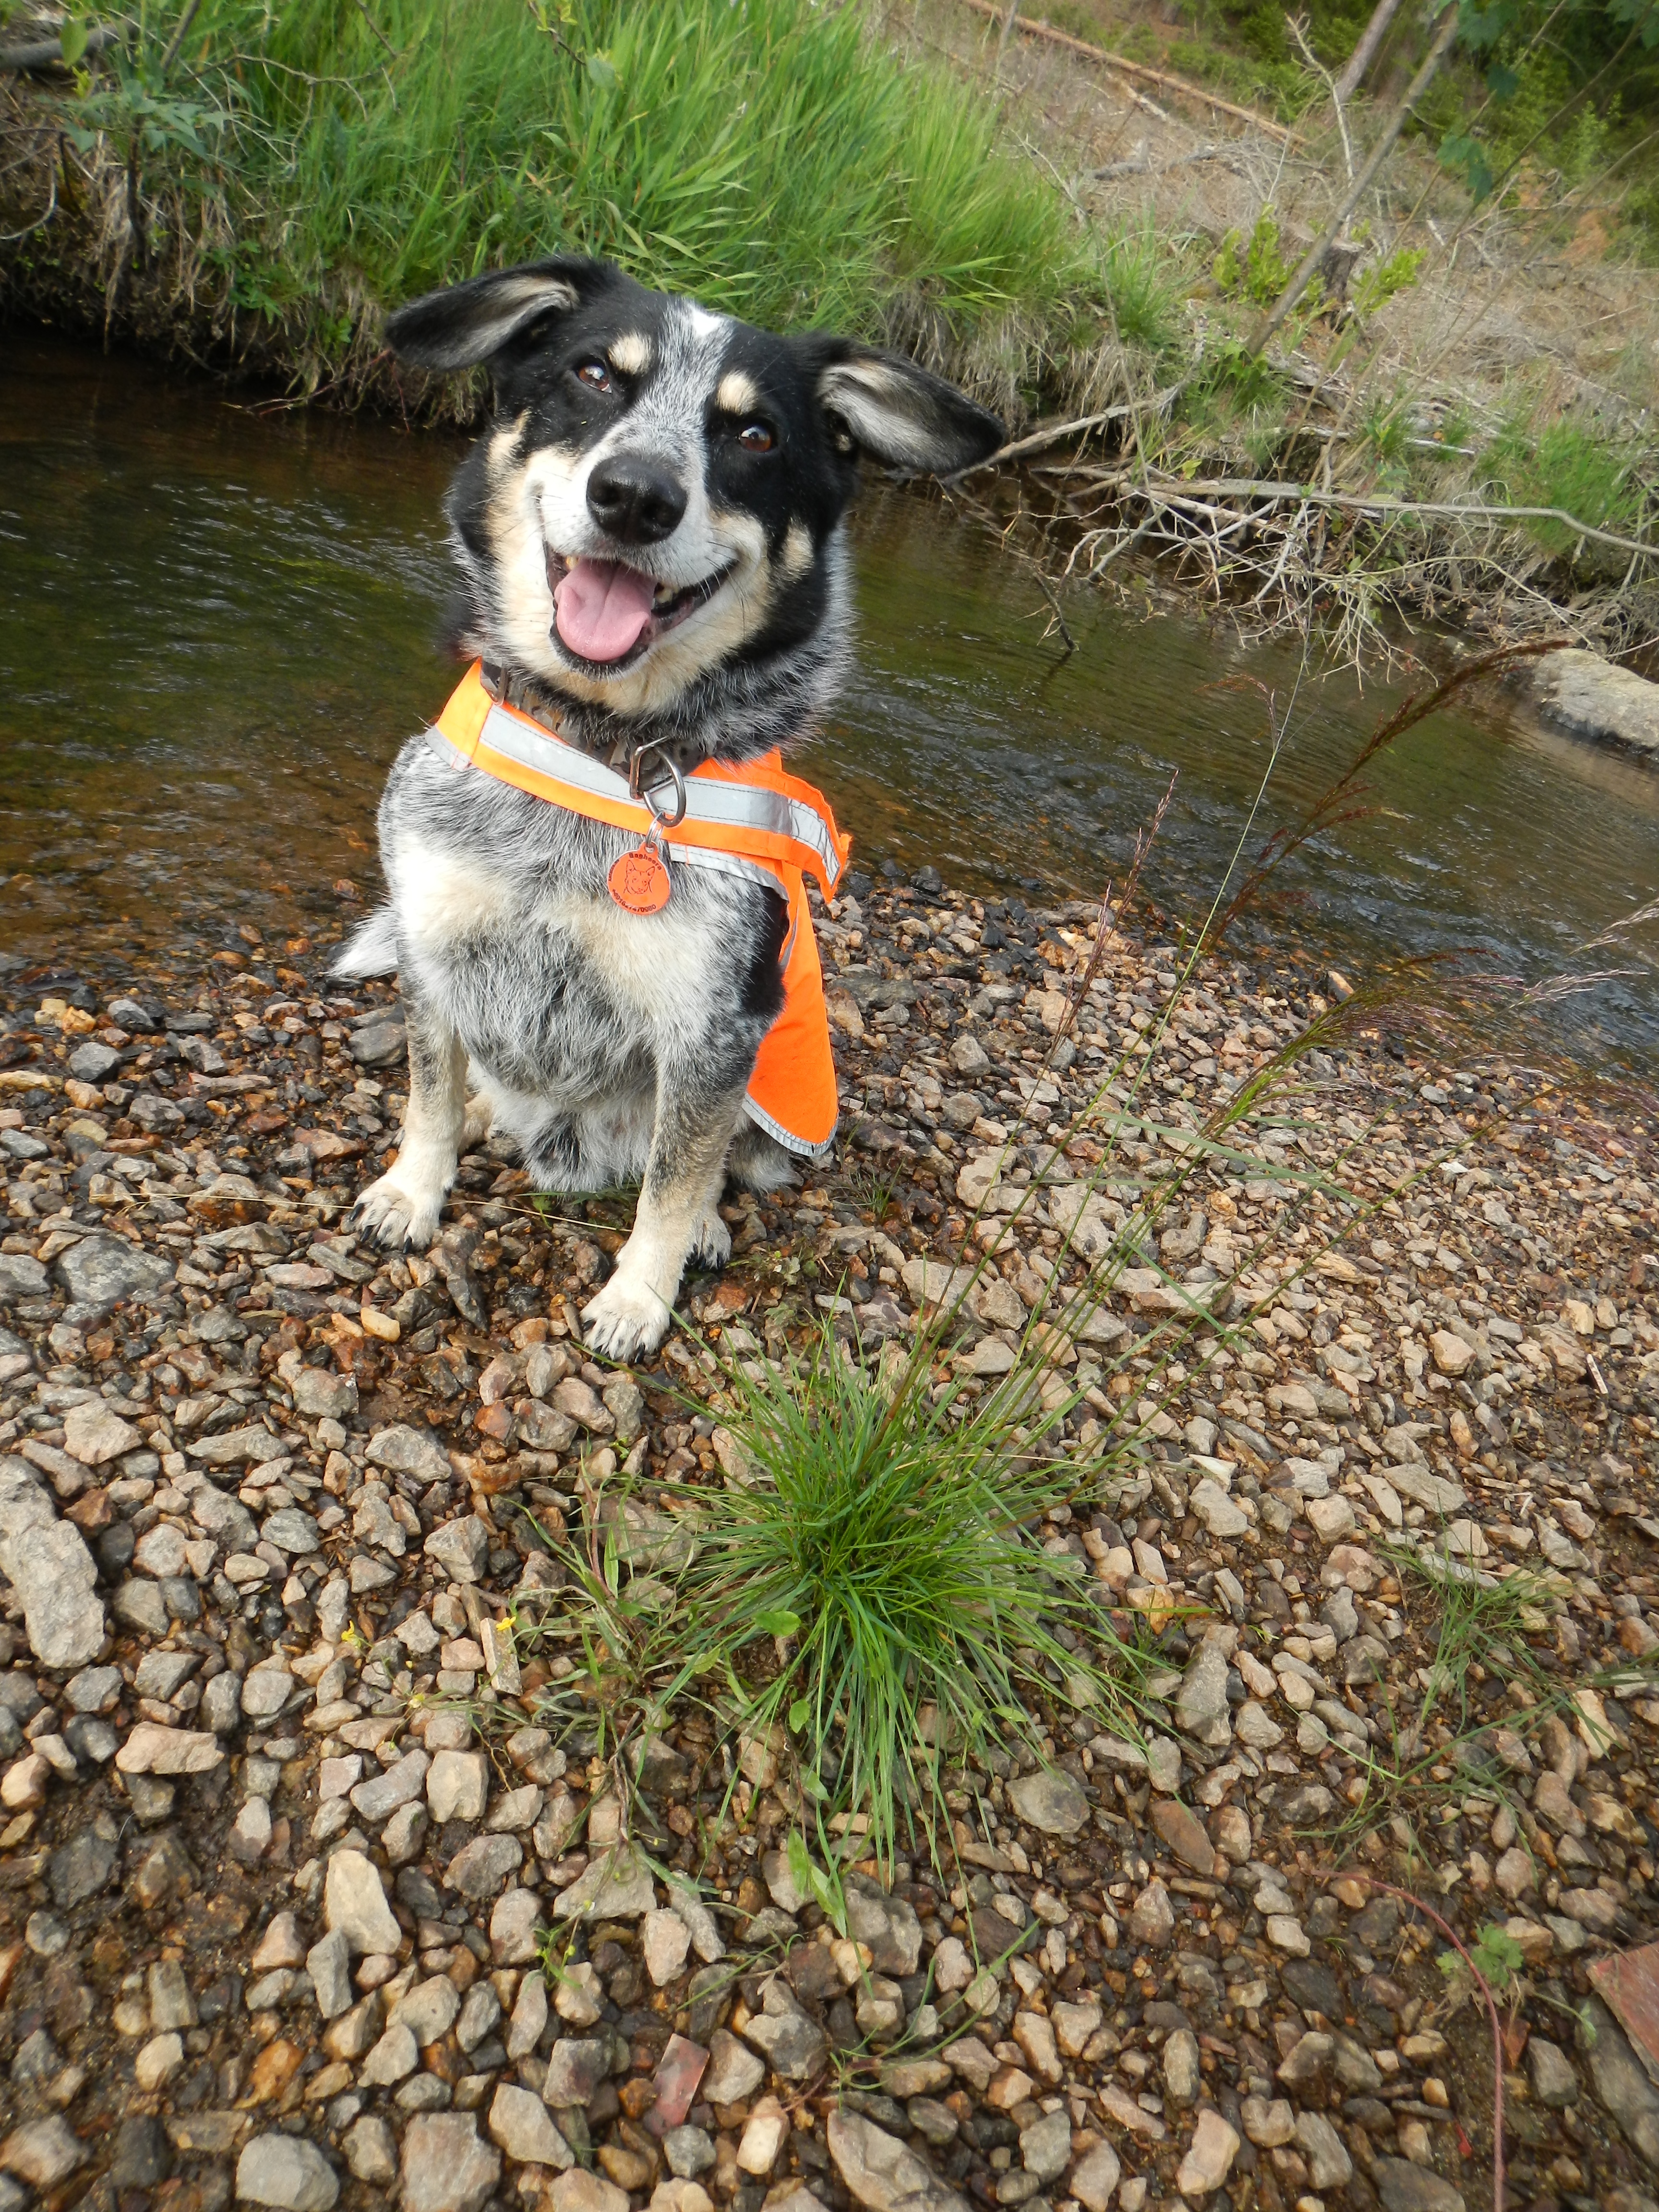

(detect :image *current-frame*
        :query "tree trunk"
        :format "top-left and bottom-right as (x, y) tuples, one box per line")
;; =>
(1247, 2), (1459, 357)
(1333, 0), (1407, 104)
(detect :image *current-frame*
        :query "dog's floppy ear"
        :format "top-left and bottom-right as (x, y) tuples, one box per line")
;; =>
(805, 343), (1005, 475)
(385, 256), (611, 373)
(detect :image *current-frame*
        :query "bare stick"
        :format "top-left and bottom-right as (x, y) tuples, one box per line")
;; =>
(159, 0), (201, 74)
(1286, 12), (1352, 180)
(948, 385), (1184, 481)
(1333, 0), (1406, 103)
(954, 0), (1300, 144)
(1247, 2), (1459, 356)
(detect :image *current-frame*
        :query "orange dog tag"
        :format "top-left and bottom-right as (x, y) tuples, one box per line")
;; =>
(608, 842), (671, 914)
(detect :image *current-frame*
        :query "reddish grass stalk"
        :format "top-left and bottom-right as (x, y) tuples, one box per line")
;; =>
(1316, 1872), (1506, 2212)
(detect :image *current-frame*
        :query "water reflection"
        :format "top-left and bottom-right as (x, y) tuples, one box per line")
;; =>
(2, 334), (1656, 1061)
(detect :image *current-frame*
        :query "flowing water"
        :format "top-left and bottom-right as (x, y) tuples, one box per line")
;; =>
(4, 333), (1658, 1062)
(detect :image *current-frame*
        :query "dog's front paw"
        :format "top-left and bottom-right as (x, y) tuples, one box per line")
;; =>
(687, 1204), (732, 1270)
(351, 1171), (444, 1251)
(582, 1273), (673, 1360)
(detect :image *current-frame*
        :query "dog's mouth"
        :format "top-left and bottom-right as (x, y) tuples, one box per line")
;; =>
(547, 551), (734, 670)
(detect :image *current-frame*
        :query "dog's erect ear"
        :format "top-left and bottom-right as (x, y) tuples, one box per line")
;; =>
(385, 256), (612, 373)
(804, 343), (1005, 475)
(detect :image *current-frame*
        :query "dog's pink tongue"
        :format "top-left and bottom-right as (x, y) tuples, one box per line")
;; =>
(553, 558), (657, 661)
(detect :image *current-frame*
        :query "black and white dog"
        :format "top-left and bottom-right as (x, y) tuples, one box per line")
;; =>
(339, 255), (1003, 1358)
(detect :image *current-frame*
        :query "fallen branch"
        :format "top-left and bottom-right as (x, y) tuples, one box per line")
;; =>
(955, 0), (1299, 144)
(1088, 142), (1240, 180)
(1, 23), (115, 69)
(1069, 469), (1659, 561)
(948, 385), (1184, 480)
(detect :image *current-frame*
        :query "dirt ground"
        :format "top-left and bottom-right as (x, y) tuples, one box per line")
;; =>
(895, 0), (1659, 442)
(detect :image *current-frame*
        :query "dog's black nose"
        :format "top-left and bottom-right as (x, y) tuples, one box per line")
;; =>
(586, 456), (688, 545)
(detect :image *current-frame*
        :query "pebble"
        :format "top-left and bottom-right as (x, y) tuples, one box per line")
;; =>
(234, 2135), (340, 2212)
(1174, 2108), (1240, 2198)
(399, 2114), (501, 2212)
(323, 1850), (401, 1955)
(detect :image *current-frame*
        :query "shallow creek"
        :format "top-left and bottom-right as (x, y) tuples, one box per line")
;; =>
(3, 334), (1657, 1061)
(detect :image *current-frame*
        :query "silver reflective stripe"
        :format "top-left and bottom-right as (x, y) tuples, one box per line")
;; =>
(473, 700), (843, 887)
(742, 1089), (836, 1158)
(422, 721), (782, 893)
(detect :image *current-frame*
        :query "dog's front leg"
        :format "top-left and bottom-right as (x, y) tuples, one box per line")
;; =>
(581, 1070), (746, 1360)
(352, 996), (473, 1251)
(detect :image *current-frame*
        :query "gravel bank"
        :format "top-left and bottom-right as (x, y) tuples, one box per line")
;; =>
(2, 880), (1659, 2212)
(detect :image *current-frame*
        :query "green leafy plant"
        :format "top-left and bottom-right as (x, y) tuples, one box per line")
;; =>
(1439, 1919), (1526, 2004)
(1214, 210), (1296, 307)
(1351, 245), (1428, 319)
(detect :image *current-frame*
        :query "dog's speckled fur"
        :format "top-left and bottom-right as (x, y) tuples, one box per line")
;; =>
(338, 255), (1002, 1357)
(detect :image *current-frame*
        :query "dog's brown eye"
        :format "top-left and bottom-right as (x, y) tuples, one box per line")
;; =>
(739, 421), (775, 453)
(576, 361), (613, 392)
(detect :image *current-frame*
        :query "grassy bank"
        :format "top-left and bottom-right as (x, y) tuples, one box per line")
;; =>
(0, 0), (1135, 419)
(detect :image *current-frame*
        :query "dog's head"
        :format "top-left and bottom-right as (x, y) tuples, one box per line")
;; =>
(387, 256), (1004, 731)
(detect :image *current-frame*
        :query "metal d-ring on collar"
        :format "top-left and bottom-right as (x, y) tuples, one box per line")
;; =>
(627, 736), (688, 829)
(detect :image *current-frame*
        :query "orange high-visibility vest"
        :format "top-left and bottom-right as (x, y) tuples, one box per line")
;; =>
(421, 662), (852, 1158)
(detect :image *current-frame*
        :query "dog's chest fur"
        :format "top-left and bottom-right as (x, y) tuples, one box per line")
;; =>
(379, 737), (784, 1102)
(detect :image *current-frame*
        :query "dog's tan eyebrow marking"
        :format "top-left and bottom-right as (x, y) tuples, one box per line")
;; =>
(486, 412), (529, 480)
(609, 332), (652, 375)
(716, 370), (762, 416)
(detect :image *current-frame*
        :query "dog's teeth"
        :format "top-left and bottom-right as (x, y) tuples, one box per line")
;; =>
(653, 583), (673, 604)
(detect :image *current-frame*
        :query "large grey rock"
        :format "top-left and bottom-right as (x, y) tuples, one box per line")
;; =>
(353, 1749), (430, 1823)
(0, 1253), (48, 1303)
(827, 2111), (968, 2212)
(542, 2036), (612, 2107)
(487, 2085), (573, 2170)
(551, 1843), (655, 1920)
(366, 1424), (451, 1483)
(1175, 1639), (1232, 1744)
(1176, 2108), (1241, 2198)
(424, 1515), (490, 1583)
(1019, 2112), (1072, 2185)
(703, 2029), (765, 2106)
(844, 1875), (923, 1976)
(261, 1509), (320, 1556)
(1372, 2159), (1466, 2212)
(307, 1930), (353, 2021)
(1007, 1767), (1088, 1836)
(1584, 1996), (1659, 2168)
(399, 2114), (500, 2212)
(0, 2116), (88, 2188)
(235, 2135), (339, 2212)
(64, 1399), (142, 1465)
(343, 2118), (397, 2187)
(394, 1977), (462, 2046)
(291, 1368), (357, 1421)
(49, 1832), (118, 1909)
(741, 1980), (827, 2080)
(0, 1503), (105, 1669)
(1532, 648), (1659, 755)
(324, 1850), (401, 1955)
(1069, 2144), (1121, 2212)
(53, 1234), (175, 1319)
(445, 1832), (523, 1900)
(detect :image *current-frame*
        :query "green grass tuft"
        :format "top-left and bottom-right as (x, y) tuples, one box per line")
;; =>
(671, 1324), (1150, 1867)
